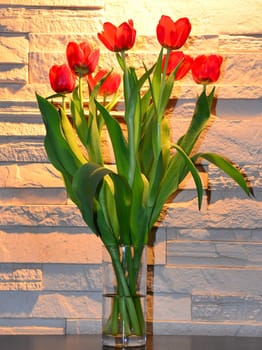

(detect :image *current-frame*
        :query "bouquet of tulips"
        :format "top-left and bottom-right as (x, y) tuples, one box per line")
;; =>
(36, 15), (250, 344)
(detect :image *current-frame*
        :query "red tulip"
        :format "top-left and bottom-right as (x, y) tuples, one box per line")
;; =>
(191, 54), (223, 84)
(162, 51), (192, 80)
(98, 20), (136, 52)
(87, 70), (121, 96)
(157, 15), (191, 50)
(66, 42), (99, 77)
(49, 64), (76, 93)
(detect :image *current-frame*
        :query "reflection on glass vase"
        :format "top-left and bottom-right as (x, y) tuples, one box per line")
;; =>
(102, 244), (147, 348)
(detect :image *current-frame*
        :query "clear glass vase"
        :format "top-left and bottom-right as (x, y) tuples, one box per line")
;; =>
(102, 244), (147, 348)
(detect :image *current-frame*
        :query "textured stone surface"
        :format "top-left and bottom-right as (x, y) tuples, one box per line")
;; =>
(0, 266), (42, 291)
(153, 321), (262, 336)
(148, 294), (191, 321)
(150, 266), (262, 295)
(0, 229), (101, 263)
(0, 0), (261, 337)
(66, 319), (101, 335)
(0, 318), (65, 335)
(42, 264), (102, 291)
(103, 0), (262, 35)
(192, 294), (262, 322)
(0, 34), (28, 64)
(0, 0), (104, 6)
(167, 240), (262, 267)
(0, 291), (101, 318)
(0, 64), (28, 84)
(0, 8), (103, 34)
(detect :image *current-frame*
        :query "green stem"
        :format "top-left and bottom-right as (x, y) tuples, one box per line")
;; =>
(79, 76), (83, 108)
(105, 245), (145, 336)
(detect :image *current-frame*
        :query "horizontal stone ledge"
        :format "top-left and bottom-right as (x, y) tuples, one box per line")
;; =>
(162, 197), (261, 229)
(0, 188), (67, 205)
(0, 8), (104, 34)
(167, 227), (262, 242)
(167, 240), (262, 267)
(0, 197), (259, 229)
(192, 293), (262, 322)
(0, 318), (65, 335)
(66, 319), (101, 335)
(0, 34), (29, 64)
(0, 291), (101, 318)
(0, 163), (63, 188)
(0, 229), (101, 263)
(152, 320), (262, 337)
(0, 227), (165, 264)
(2, 0), (104, 8)
(0, 64), (28, 84)
(0, 266), (42, 291)
(150, 265), (262, 295)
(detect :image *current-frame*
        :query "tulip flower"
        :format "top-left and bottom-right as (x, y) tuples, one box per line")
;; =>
(49, 64), (76, 93)
(162, 51), (192, 79)
(66, 42), (100, 77)
(157, 15), (191, 50)
(87, 70), (121, 96)
(191, 54), (223, 84)
(98, 19), (136, 52)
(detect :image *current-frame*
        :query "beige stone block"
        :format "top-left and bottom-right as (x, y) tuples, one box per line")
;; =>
(0, 120), (44, 136)
(0, 7), (103, 34)
(0, 34), (28, 64)
(0, 267), (42, 291)
(66, 319), (101, 335)
(152, 265), (262, 295)
(192, 294), (262, 322)
(0, 318), (65, 335)
(0, 0), (104, 7)
(219, 35), (262, 53)
(0, 64), (28, 84)
(167, 227), (262, 243)
(0, 188), (67, 205)
(167, 240), (262, 267)
(42, 264), (102, 291)
(29, 33), (100, 52)
(0, 326), (64, 335)
(29, 52), (64, 84)
(0, 229), (101, 263)
(104, 0), (262, 35)
(161, 196), (260, 229)
(0, 138), (48, 162)
(153, 320), (262, 336)
(221, 53), (262, 85)
(0, 84), (51, 103)
(148, 293), (191, 321)
(0, 163), (63, 188)
(0, 291), (101, 318)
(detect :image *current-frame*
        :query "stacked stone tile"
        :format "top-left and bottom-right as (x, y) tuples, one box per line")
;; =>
(0, 0), (261, 336)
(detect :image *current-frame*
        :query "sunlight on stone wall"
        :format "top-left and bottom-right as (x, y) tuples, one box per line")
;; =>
(0, 0), (261, 336)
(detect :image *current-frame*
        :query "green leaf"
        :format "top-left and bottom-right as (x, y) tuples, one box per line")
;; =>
(110, 173), (132, 244)
(172, 144), (203, 209)
(72, 162), (112, 235)
(36, 93), (81, 177)
(129, 167), (149, 245)
(98, 177), (120, 241)
(71, 87), (89, 149)
(95, 100), (129, 178)
(192, 152), (251, 196)
(179, 87), (215, 154)
(59, 107), (87, 165)
(86, 111), (104, 164)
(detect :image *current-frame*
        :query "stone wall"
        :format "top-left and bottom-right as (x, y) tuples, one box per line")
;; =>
(0, 0), (261, 336)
